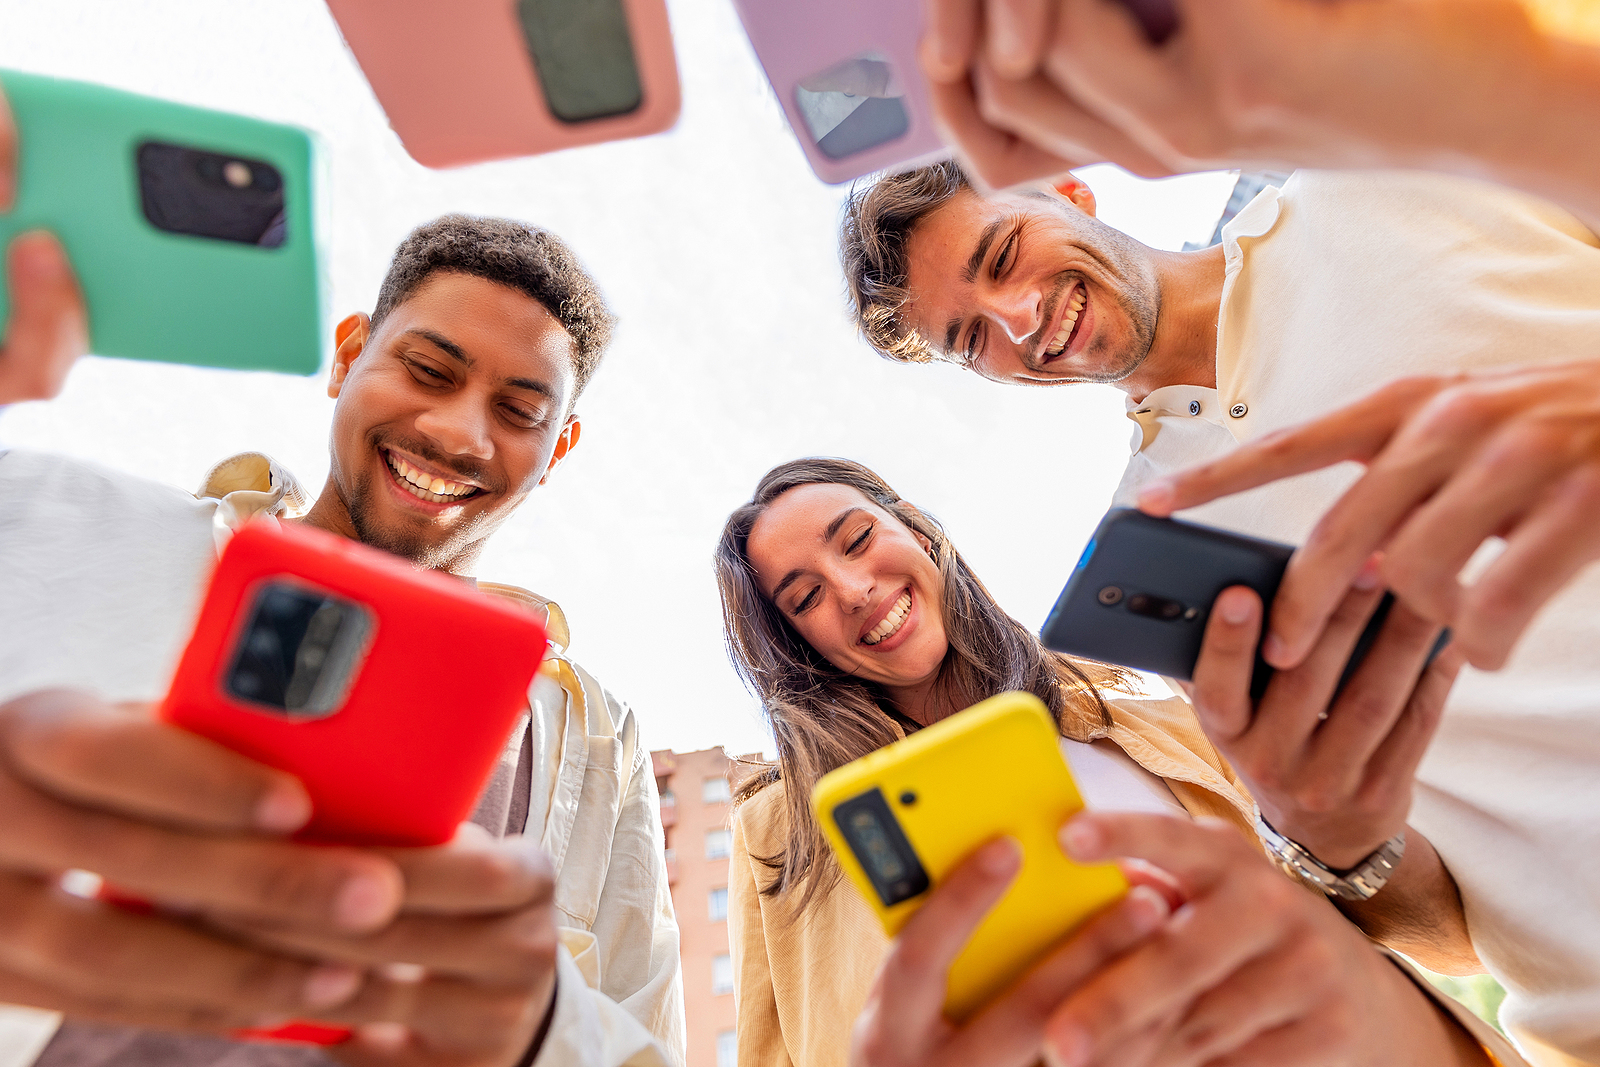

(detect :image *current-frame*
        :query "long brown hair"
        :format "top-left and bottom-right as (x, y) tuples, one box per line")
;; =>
(714, 458), (1134, 908)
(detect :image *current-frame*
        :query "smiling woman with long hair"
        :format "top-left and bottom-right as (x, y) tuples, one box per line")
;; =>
(714, 458), (1257, 1067)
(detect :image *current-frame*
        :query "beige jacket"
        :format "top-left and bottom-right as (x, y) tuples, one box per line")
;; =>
(727, 691), (1524, 1067)
(0, 448), (685, 1067)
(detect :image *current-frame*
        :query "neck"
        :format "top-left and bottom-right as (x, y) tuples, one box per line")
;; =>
(885, 673), (964, 729)
(1116, 243), (1225, 402)
(297, 474), (484, 576)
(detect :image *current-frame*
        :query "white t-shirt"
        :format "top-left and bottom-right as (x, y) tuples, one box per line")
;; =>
(1113, 170), (1600, 1067)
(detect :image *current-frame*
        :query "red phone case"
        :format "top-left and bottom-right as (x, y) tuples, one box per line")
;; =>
(156, 519), (548, 1043)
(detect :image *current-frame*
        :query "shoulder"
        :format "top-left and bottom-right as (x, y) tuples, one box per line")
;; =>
(0, 447), (210, 519)
(732, 777), (788, 853)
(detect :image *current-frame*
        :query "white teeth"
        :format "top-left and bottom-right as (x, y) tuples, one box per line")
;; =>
(863, 592), (913, 646)
(1046, 286), (1088, 356)
(386, 453), (476, 504)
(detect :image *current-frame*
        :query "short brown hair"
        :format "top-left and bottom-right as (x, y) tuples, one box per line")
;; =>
(840, 161), (970, 364)
(372, 215), (616, 396)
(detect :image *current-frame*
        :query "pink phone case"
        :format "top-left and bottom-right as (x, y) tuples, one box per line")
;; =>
(326, 0), (680, 168)
(731, 0), (949, 184)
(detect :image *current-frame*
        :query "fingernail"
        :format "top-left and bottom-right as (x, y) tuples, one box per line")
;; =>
(1126, 885), (1170, 934)
(1059, 818), (1100, 861)
(1218, 590), (1253, 625)
(357, 1022), (409, 1051)
(302, 964), (362, 1009)
(335, 872), (394, 931)
(254, 783), (312, 833)
(1047, 1023), (1091, 1067)
(1262, 633), (1288, 666)
(1137, 480), (1175, 513)
(982, 837), (1022, 877)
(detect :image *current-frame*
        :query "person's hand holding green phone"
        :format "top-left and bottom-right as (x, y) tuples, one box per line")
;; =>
(0, 83), (86, 406)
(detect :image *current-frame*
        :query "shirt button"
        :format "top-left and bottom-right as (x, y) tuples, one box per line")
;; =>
(1230, 402), (1248, 418)
(1188, 400), (1201, 416)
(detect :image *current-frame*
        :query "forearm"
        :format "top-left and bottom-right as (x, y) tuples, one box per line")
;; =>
(1372, 951), (1495, 1067)
(1337, 828), (1480, 976)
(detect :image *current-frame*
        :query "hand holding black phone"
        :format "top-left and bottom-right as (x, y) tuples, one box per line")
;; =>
(1040, 510), (1447, 700)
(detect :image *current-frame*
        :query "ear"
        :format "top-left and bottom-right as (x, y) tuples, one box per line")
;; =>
(328, 313), (370, 399)
(1050, 175), (1098, 217)
(537, 414), (582, 487)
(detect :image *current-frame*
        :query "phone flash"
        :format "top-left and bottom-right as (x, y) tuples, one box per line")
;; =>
(223, 160), (252, 188)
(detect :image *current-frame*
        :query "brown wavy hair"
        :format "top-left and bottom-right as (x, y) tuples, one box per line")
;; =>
(714, 458), (1134, 908)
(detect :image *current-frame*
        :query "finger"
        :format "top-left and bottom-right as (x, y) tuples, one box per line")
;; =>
(0, 84), (15, 210)
(1154, 944), (1325, 1065)
(1241, 584), (1386, 775)
(1199, 1017), (1336, 1067)
(0, 689), (312, 834)
(1456, 464), (1600, 668)
(1380, 419), (1584, 625)
(2, 230), (88, 404)
(920, 0), (983, 82)
(377, 827), (555, 915)
(0, 871), (364, 1025)
(986, 0), (1054, 79)
(214, 896), (559, 985)
(1059, 812), (1243, 898)
(943, 885), (1170, 1065)
(0, 771), (402, 935)
(1041, 854), (1288, 1059)
(928, 77), (1090, 192)
(1307, 597), (1444, 783)
(1357, 642), (1463, 804)
(874, 838), (1021, 1028)
(1188, 586), (1263, 742)
(316, 972), (546, 1053)
(970, 63), (1174, 179)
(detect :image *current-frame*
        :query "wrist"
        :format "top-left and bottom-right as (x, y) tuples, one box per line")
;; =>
(1256, 812), (1404, 902)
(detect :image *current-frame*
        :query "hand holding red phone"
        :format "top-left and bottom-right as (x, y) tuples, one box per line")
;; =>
(0, 84), (86, 405)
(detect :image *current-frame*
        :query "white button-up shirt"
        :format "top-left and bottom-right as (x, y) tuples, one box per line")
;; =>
(1114, 169), (1600, 1067)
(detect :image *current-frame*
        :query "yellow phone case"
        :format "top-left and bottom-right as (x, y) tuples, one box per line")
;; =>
(812, 691), (1128, 1020)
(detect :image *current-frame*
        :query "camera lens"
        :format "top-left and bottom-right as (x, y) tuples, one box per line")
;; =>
(1097, 585), (1124, 606)
(898, 790), (917, 806)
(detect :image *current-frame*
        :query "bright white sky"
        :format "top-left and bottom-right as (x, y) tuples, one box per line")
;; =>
(0, 0), (1235, 757)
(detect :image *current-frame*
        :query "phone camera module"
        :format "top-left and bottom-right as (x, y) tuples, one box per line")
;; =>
(1126, 593), (1188, 621)
(137, 141), (287, 248)
(225, 580), (374, 719)
(835, 788), (930, 907)
(1097, 585), (1124, 606)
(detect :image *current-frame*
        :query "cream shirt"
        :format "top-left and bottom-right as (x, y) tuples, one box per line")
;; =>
(1113, 169), (1600, 1067)
(0, 447), (685, 1067)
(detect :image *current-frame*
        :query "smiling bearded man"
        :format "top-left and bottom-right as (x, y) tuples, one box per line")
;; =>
(840, 161), (1600, 1067)
(0, 215), (685, 1067)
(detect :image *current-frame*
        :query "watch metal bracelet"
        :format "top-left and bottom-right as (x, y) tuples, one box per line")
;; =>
(1255, 813), (1406, 902)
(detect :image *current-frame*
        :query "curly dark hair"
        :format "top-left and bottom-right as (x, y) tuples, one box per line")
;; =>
(372, 215), (616, 395)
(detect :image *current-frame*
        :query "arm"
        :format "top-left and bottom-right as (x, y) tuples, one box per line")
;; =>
(727, 805), (794, 1067)
(0, 85), (86, 405)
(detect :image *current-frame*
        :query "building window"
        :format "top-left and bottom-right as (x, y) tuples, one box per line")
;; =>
(662, 847), (676, 864)
(712, 953), (734, 995)
(705, 828), (732, 859)
(716, 1029), (737, 1067)
(703, 776), (731, 803)
(659, 789), (675, 806)
(709, 886), (728, 922)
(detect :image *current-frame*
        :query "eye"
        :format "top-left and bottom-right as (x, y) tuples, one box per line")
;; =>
(964, 322), (984, 366)
(501, 402), (541, 428)
(846, 524), (874, 554)
(406, 358), (448, 383)
(792, 586), (820, 616)
(994, 231), (1019, 277)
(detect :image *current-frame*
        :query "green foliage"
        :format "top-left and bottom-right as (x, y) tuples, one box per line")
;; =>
(1422, 971), (1508, 1032)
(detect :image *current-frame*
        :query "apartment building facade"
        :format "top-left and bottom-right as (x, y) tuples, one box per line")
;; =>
(652, 746), (762, 1067)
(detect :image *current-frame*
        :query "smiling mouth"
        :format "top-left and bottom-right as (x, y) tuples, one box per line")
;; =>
(1042, 282), (1088, 361)
(383, 449), (482, 506)
(862, 589), (913, 646)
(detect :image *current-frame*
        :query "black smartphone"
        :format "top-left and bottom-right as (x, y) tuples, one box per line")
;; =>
(1040, 509), (1447, 701)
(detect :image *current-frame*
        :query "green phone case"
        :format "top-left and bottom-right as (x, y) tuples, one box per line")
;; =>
(0, 70), (324, 374)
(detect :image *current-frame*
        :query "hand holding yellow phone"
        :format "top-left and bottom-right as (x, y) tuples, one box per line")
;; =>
(812, 692), (1128, 1020)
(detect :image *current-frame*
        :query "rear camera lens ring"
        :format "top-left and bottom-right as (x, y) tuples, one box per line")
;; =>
(1097, 585), (1124, 606)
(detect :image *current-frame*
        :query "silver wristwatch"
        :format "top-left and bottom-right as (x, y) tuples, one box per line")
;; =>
(1255, 813), (1406, 902)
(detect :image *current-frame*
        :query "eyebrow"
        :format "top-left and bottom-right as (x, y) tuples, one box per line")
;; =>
(402, 328), (556, 400)
(770, 507), (868, 603)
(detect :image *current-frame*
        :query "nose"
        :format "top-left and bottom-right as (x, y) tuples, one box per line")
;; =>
(413, 389), (494, 463)
(990, 286), (1043, 346)
(836, 569), (874, 614)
